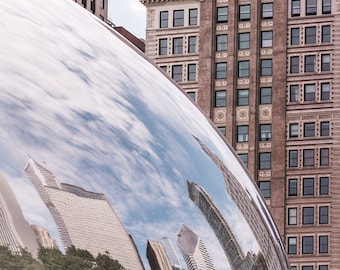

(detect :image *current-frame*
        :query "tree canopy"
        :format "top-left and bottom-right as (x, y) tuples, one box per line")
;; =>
(0, 245), (125, 270)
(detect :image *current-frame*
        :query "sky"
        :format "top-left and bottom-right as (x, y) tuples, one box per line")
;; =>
(108, 0), (147, 39)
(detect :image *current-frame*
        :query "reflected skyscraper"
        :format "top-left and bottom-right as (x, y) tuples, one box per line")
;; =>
(31, 225), (57, 249)
(161, 237), (183, 270)
(176, 224), (214, 270)
(0, 174), (39, 257)
(24, 159), (144, 270)
(187, 180), (255, 270)
(147, 239), (173, 270)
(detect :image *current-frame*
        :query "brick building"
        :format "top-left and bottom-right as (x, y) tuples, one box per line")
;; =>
(140, 1), (336, 269)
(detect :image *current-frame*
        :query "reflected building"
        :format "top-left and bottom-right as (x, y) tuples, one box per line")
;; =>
(176, 224), (214, 270)
(161, 237), (184, 270)
(147, 239), (173, 270)
(0, 174), (39, 257)
(196, 137), (284, 270)
(24, 159), (144, 270)
(31, 225), (57, 249)
(187, 180), (255, 270)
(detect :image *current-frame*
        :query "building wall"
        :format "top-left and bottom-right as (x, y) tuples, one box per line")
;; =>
(141, 0), (336, 269)
(73, 0), (108, 22)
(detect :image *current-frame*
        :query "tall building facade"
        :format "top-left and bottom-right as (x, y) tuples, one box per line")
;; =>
(73, 0), (108, 22)
(31, 225), (57, 249)
(176, 224), (214, 270)
(147, 239), (173, 270)
(24, 159), (144, 270)
(0, 174), (39, 257)
(140, 0), (335, 269)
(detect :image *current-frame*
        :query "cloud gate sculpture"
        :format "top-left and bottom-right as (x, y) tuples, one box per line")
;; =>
(0, 0), (289, 269)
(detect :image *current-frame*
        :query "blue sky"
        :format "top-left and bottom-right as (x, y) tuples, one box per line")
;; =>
(108, 0), (146, 38)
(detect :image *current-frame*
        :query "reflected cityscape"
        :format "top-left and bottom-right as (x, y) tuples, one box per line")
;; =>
(0, 0), (289, 269)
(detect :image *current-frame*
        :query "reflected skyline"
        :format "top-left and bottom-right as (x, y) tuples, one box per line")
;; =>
(0, 0), (289, 269)
(25, 158), (144, 270)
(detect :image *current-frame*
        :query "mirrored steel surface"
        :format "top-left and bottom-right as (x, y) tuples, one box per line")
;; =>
(0, 0), (289, 269)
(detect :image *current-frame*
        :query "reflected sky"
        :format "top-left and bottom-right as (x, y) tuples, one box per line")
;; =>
(0, 0), (288, 269)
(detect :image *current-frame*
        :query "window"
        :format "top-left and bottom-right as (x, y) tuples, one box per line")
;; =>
(289, 150), (298, 167)
(303, 207), (314, 224)
(215, 90), (226, 107)
(160, 65), (167, 73)
(321, 82), (330, 100)
(320, 121), (330, 136)
(237, 125), (249, 142)
(259, 152), (271, 170)
(217, 7), (228, 23)
(305, 26), (316, 44)
(216, 35), (228, 51)
(260, 124), (271, 141)
(159, 38), (167, 55)
(173, 37), (183, 54)
(319, 206), (329, 224)
(238, 61), (250, 77)
(306, 0), (317, 15)
(260, 87), (272, 104)
(290, 85), (299, 102)
(319, 236), (328, 253)
(259, 181), (270, 198)
(261, 31), (273, 48)
(218, 126), (226, 136)
(322, 0), (331, 14)
(216, 63), (227, 79)
(261, 59), (272, 76)
(288, 179), (298, 196)
(291, 28), (300, 45)
(292, 0), (300, 16)
(290, 56), (299, 73)
(90, 0), (95, 13)
(100, 0), (104, 9)
(187, 64), (197, 81)
(82, 0), (87, 8)
(239, 153), (248, 167)
(320, 148), (329, 166)
(173, 10), (184, 27)
(304, 122), (315, 137)
(303, 149), (314, 166)
(188, 36), (197, 53)
(160, 11), (168, 28)
(321, 54), (330, 71)
(239, 5), (251, 21)
(303, 178), (314, 195)
(288, 237), (297, 254)
(189, 8), (198, 25)
(320, 177), (329, 195)
(291, 267), (297, 270)
(172, 65), (182, 82)
(239, 32), (250, 49)
(262, 3), (273, 19)
(319, 266), (328, 270)
(187, 91), (196, 101)
(289, 123), (298, 138)
(288, 208), (297, 225)
(304, 84), (315, 101)
(237, 89), (249, 106)
(302, 266), (313, 270)
(305, 55), (316, 72)
(322, 25), (331, 43)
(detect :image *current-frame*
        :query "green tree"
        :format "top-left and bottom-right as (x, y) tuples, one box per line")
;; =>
(0, 246), (42, 270)
(38, 247), (65, 270)
(95, 253), (125, 270)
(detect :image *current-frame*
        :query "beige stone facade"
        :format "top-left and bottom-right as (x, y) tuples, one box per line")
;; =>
(141, 0), (337, 269)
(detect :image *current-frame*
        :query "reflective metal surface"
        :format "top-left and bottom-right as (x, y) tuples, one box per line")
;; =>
(0, 0), (289, 269)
